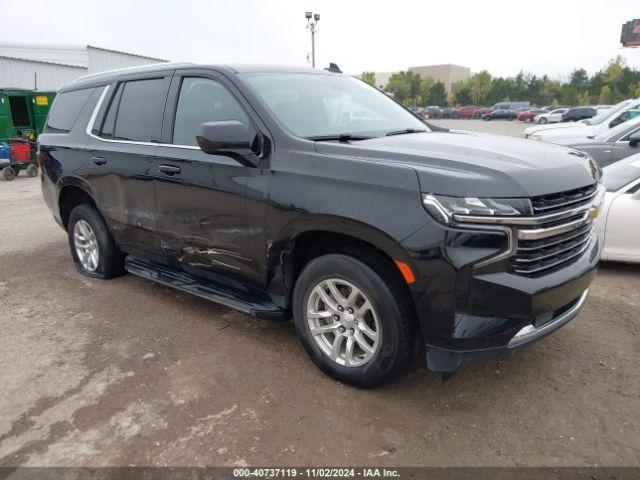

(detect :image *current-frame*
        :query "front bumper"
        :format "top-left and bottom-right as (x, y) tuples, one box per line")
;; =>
(425, 288), (590, 373)
(397, 213), (601, 373)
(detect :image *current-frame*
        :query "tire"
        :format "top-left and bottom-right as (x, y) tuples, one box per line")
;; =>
(26, 165), (38, 177)
(292, 253), (415, 388)
(539, 117), (548, 124)
(67, 204), (125, 279)
(2, 167), (16, 181)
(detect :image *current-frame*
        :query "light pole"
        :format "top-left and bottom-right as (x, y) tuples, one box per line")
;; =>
(305, 11), (320, 68)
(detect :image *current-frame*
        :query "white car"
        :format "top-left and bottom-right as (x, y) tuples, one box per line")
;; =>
(533, 108), (568, 124)
(595, 153), (640, 263)
(525, 98), (640, 142)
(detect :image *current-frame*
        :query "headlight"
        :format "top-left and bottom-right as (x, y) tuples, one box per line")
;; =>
(530, 134), (543, 141)
(422, 194), (533, 225)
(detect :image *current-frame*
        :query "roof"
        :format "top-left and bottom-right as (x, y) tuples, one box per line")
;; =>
(70, 63), (341, 89)
(0, 43), (168, 68)
(220, 64), (328, 74)
(86, 45), (167, 62)
(72, 62), (196, 86)
(0, 54), (86, 69)
(0, 43), (88, 67)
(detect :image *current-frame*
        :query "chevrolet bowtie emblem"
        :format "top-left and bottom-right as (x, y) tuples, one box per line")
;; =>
(588, 203), (601, 220)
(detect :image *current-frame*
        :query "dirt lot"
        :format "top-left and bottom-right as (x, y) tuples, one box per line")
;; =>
(0, 120), (638, 467)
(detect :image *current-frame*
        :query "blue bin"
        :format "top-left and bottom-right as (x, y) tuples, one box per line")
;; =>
(0, 142), (12, 161)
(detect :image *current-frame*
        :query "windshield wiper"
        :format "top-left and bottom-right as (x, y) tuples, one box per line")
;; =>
(306, 134), (374, 142)
(385, 128), (427, 136)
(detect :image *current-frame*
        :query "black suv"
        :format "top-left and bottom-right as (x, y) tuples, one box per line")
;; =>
(562, 107), (597, 122)
(39, 64), (604, 387)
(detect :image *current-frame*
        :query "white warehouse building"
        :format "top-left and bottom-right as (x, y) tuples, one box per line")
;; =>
(0, 43), (168, 91)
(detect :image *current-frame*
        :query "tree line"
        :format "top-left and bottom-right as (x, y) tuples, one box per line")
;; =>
(361, 56), (640, 108)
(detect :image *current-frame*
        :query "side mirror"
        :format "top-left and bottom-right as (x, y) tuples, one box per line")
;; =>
(628, 132), (640, 147)
(196, 120), (262, 167)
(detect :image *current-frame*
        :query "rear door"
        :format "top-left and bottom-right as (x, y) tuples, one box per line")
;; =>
(85, 74), (172, 256)
(153, 70), (262, 282)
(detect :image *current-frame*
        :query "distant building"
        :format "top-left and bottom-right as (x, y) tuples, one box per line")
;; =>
(0, 43), (167, 91)
(374, 64), (471, 94)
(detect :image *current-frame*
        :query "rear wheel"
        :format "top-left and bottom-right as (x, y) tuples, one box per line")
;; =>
(67, 204), (125, 279)
(293, 253), (415, 388)
(2, 167), (16, 181)
(26, 165), (38, 177)
(539, 117), (548, 124)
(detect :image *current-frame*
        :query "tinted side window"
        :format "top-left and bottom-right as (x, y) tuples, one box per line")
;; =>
(173, 77), (249, 146)
(99, 84), (123, 139)
(621, 126), (640, 142)
(46, 88), (94, 133)
(113, 79), (165, 142)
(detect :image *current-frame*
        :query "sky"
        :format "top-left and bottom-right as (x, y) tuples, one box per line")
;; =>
(2, 0), (639, 79)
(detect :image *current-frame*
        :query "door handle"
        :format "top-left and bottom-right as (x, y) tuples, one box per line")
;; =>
(91, 156), (107, 166)
(158, 164), (181, 175)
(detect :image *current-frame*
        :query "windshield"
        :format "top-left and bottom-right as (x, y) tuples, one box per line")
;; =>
(595, 115), (640, 141)
(241, 73), (428, 138)
(585, 100), (630, 125)
(601, 154), (640, 191)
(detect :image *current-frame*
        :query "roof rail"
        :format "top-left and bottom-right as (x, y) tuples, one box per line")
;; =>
(74, 62), (196, 82)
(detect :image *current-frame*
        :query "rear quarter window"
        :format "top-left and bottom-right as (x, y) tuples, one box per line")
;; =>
(45, 88), (94, 133)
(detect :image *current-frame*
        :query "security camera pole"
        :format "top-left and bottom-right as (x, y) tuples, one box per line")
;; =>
(305, 12), (320, 68)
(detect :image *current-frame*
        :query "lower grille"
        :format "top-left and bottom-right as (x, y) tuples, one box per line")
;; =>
(510, 223), (594, 276)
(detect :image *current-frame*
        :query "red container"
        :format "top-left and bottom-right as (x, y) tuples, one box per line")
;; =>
(10, 144), (31, 163)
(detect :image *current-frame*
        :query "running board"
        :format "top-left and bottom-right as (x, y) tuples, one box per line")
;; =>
(125, 257), (286, 320)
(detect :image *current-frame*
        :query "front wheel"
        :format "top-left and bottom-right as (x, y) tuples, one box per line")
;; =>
(67, 204), (125, 279)
(2, 167), (16, 181)
(26, 165), (38, 177)
(293, 253), (415, 388)
(539, 117), (548, 124)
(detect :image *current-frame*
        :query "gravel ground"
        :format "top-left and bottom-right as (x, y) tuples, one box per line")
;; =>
(0, 121), (638, 467)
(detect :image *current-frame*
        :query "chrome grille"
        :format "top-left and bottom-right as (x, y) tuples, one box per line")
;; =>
(530, 184), (598, 214)
(509, 184), (599, 277)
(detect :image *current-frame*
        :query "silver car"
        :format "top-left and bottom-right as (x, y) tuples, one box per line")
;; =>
(562, 117), (640, 167)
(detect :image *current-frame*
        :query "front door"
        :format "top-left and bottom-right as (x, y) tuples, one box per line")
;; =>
(154, 73), (260, 283)
(611, 125), (640, 165)
(85, 76), (171, 256)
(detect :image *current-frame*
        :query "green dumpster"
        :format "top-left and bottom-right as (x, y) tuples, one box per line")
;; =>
(0, 89), (56, 142)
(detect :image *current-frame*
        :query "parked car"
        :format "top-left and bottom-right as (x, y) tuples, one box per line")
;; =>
(595, 153), (640, 263)
(517, 109), (547, 123)
(425, 106), (442, 119)
(458, 105), (490, 119)
(492, 101), (530, 111)
(39, 63), (603, 387)
(562, 107), (597, 122)
(525, 98), (640, 142)
(482, 108), (516, 121)
(534, 108), (569, 124)
(561, 116), (640, 167)
(441, 107), (459, 119)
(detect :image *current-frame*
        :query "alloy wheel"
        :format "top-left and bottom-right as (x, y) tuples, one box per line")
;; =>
(73, 220), (99, 271)
(306, 278), (381, 367)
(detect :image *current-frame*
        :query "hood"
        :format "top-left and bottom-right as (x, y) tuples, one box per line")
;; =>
(524, 122), (597, 138)
(554, 136), (601, 146)
(314, 131), (599, 197)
